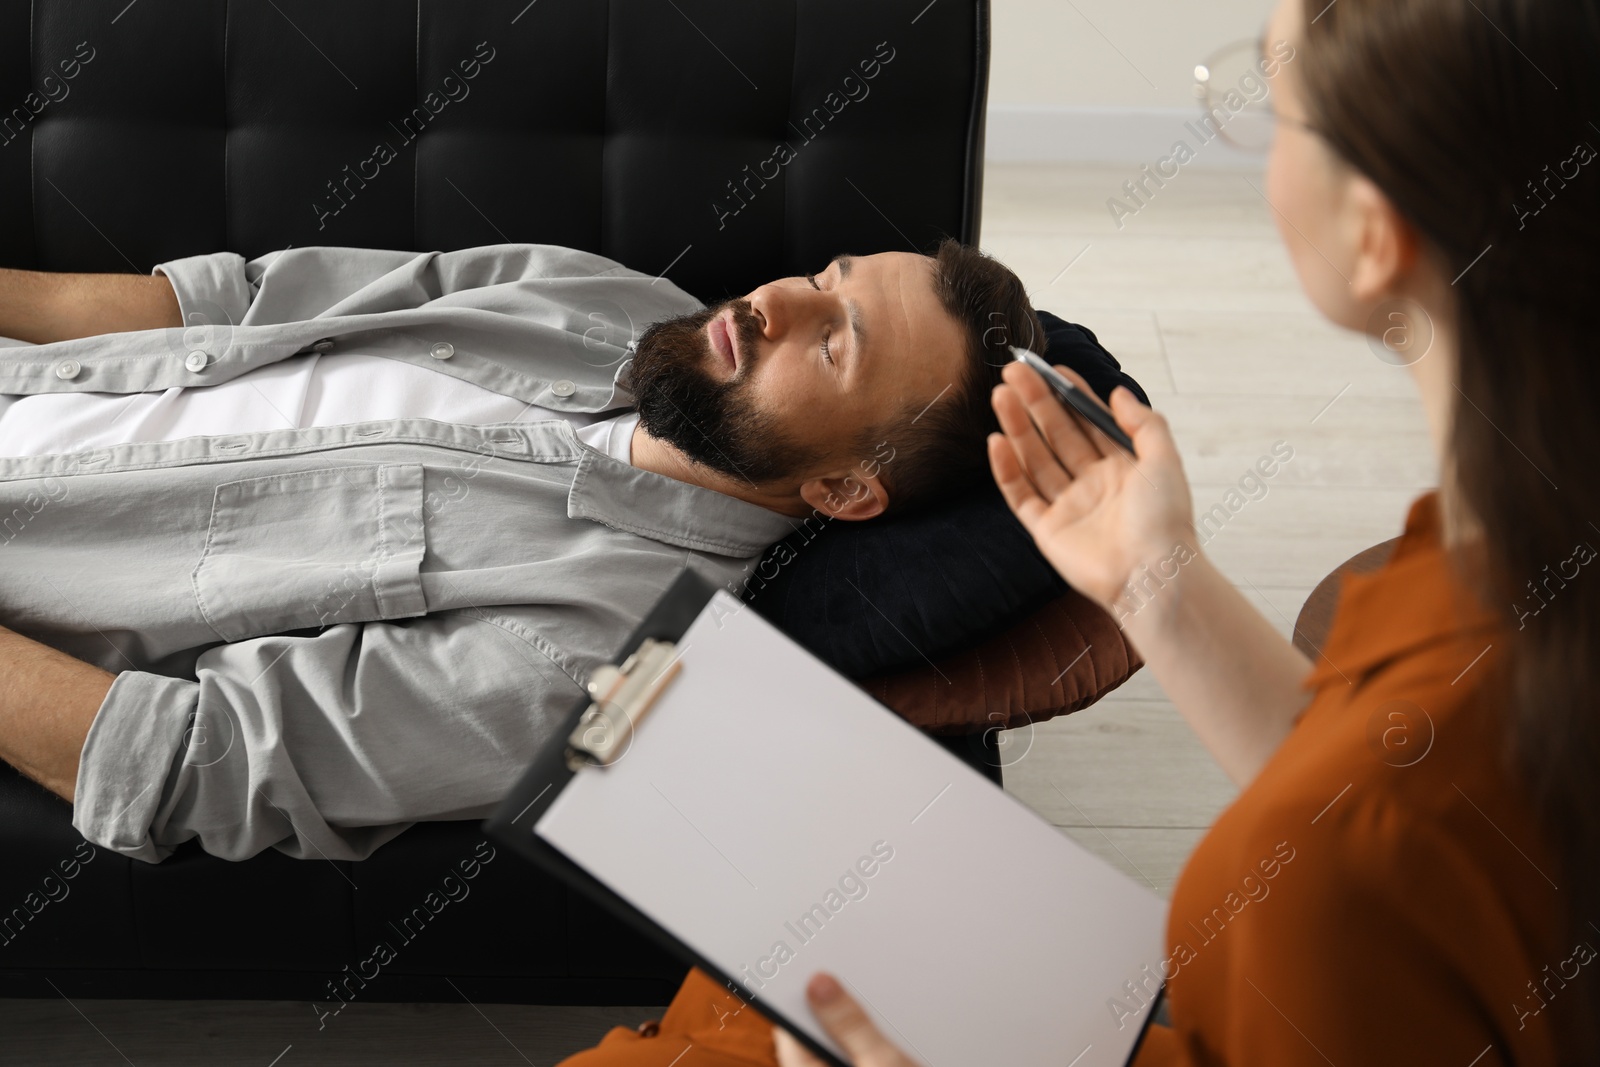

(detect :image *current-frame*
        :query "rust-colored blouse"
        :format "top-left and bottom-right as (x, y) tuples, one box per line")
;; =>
(1136, 493), (1580, 1065)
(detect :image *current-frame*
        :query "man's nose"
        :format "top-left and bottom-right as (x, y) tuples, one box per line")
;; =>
(747, 284), (822, 342)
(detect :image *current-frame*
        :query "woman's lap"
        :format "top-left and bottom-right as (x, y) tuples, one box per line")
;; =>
(556, 967), (780, 1067)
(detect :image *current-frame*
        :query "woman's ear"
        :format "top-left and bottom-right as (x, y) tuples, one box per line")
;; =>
(799, 468), (889, 521)
(1346, 173), (1421, 303)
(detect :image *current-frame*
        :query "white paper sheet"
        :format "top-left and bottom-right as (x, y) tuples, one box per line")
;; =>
(537, 591), (1168, 1067)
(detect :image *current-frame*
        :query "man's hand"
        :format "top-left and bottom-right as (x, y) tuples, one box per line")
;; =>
(0, 267), (181, 344)
(773, 973), (925, 1067)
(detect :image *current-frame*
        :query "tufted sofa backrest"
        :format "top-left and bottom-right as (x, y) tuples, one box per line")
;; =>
(0, 0), (988, 302)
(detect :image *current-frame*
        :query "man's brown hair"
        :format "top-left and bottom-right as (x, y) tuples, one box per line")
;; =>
(862, 239), (1044, 515)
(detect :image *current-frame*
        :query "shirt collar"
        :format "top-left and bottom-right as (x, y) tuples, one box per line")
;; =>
(1306, 492), (1500, 688)
(567, 443), (798, 559)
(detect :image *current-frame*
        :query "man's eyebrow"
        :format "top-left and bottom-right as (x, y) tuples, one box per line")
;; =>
(847, 298), (866, 369)
(828, 256), (867, 368)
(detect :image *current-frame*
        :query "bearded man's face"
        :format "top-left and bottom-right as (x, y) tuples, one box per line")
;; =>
(627, 252), (965, 495)
(628, 297), (823, 484)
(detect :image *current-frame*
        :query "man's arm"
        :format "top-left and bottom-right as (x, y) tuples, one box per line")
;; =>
(64, 609), (588, 863)
(0, 245), (680, 346)
(0, 268), (181, 344)
(0, 626), (113, 800)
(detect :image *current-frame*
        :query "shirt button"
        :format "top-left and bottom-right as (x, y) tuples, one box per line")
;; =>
(55, 360), (81, 380)
(430, 342), (455, 360)
(551, 379), (576, 397)
(311, 339), (335, 353)
(185, 351), (209, 372)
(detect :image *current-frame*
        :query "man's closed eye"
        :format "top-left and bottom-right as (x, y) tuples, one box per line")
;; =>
(806, 273), (836, 366)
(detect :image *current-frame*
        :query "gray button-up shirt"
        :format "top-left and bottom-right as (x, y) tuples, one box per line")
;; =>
(0, 244), (796, 863)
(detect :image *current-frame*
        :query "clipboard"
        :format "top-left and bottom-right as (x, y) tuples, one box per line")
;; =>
(486, 569), (1169, 1067)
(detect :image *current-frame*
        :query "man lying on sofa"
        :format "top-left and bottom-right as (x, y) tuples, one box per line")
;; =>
(0, 240), (1042, 864)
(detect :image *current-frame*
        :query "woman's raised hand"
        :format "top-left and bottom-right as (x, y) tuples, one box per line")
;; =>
(988, 362), (1194, 613)
(773, 973), (925, 1067)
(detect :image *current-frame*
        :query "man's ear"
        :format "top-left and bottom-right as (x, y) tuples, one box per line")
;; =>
(798, 467), (889, 521)
(1346, 173), (1420, 303)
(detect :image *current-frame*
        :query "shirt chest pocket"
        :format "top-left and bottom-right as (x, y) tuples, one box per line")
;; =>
(192, 464), (428, 642)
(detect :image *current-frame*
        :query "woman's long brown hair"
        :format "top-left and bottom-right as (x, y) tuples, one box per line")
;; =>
(1298, 0), (1600, 1048)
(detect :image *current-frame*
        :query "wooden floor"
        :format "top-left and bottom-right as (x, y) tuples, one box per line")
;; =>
(0, 164), (1436, 1065)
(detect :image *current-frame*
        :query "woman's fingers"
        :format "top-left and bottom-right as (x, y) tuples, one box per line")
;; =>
(998, 361), (1107, 475)
(988, 432), (1051, 529)
(797, 973), (923, 1066)
(774, 1027), (829, 1067)
(1109, 386), (1173, 461)
(989, 370), (1198, 611)
(990, 382), (1074, 502)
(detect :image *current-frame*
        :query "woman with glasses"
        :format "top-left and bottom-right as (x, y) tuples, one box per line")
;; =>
(560, 0), (1599, 1063)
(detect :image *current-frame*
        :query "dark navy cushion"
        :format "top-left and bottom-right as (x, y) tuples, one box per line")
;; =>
(745, 311), (1151, 677)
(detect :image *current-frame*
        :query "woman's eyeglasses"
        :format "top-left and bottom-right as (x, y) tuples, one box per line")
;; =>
(1193, 37), (1315, 153)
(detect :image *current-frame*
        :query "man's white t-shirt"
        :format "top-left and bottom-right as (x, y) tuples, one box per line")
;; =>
(0, 352), (638, 462)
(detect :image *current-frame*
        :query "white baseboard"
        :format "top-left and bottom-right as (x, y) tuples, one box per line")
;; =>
(986, 105), (1264, 169)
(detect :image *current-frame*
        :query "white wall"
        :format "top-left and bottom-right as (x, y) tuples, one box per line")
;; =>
(987, 0), (1277, 165)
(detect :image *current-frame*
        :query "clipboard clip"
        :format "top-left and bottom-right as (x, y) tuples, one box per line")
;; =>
(565, 638), (683, 770)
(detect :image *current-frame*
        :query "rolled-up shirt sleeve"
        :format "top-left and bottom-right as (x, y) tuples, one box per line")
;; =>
(151, 252), (257, 335)
(153, 243), (642, 334)
(72, 610), (584, 863)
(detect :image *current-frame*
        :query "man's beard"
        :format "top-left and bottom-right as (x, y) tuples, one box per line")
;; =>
(628, 298), (825, 485)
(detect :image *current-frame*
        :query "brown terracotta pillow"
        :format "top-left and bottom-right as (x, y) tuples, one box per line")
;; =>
(858, 587), (1143, 735)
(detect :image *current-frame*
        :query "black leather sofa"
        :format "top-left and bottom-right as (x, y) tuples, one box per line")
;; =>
(0, 0), (996, 1005)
